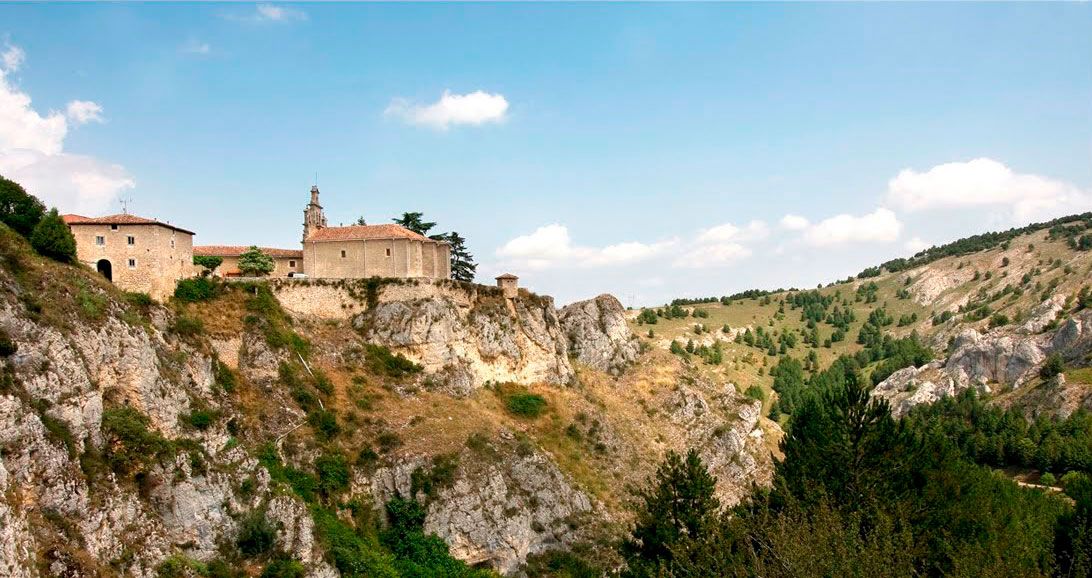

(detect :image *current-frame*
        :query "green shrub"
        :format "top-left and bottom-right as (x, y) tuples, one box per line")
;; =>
(364, 344), (422, 378)
(260, 556), (305, 578)
(0, 328), (17, 357)
(171, 315), (204, 337)
(505, 392), (548, 418)
(308, 409), (340, 441)
(215, 360), (236, 393)
(310, 505), (399, 578)
(315, 451), (351, 497)
(124, 292), (154, 307)
(377, 431), (402, 453)
(744, 385), (765, 402)
(1041, 353), (1065, 380)
(174, 277), (218, 302)
(0, 175), (45, 237)
(101, 406), (175, 476)
(180, 408), (217, 430)
(28, 209), (77, 262)
(410, 454), (459, 499)
(1040, 472), (1057, 486)
(237, 510), (277, 557)
(988, 313), (1010, 329)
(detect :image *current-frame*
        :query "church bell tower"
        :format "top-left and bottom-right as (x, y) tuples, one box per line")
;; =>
(302, 185), (327, 243)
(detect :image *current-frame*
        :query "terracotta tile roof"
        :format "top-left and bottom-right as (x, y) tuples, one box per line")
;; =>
(305, 223), (437, 243)
(62, 213), (195, 235)
(194, 245), (303, 258)
(496, 273), (519, 280)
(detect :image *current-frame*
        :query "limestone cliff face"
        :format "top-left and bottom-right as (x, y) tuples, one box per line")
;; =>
(354, 293), (575, 394)
(559, 294), (640, 375)
(0, 278), (330, 576)
(872, 304), (1092, 418)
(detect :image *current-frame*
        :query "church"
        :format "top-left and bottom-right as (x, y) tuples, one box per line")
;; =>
(194, 185), (451, 279)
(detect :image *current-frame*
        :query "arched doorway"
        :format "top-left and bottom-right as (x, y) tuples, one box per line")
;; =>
(96, 259), (112, 282)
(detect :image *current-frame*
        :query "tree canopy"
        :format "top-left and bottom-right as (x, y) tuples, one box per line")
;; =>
(193, 255), (223, 276)
(238, 246), (275, 277)
(30, 208), (77, 262)
(0, 174), (46, 238)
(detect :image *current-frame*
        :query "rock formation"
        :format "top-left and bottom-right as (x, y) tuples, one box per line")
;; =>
(559, 294), (641, 375)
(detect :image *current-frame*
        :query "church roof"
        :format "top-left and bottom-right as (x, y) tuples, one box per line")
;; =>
(306, 223), (441, 243)
(194, 245), (303, 258)
(62, 213), (195, 235)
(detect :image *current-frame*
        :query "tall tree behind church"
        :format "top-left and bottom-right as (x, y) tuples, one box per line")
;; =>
(445, 232), (476, 282)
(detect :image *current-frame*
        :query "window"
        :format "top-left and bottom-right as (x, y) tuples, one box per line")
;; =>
(340, 250), (346, 258)
(127, 235), (135, 245)
(110, 224), (118, 231)
(385, 248), (391, 257)
(289, 260), (296, 267)
(127, 259), (136, 268)
(95, 235), (105, 246)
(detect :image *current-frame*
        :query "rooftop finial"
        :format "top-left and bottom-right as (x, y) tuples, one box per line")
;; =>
(119, 196), (133, 214)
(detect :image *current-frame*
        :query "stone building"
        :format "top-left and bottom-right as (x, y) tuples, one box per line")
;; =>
(496, 273), (519, 298)
(300, 186), (451, 280)
(193, 245), (303, 277)
(62, 213), (195, 300)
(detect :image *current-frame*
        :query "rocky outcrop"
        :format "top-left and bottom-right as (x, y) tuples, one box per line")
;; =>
(354, 294), (574, 394)
(559, 294), (640, 375)
(873, 307), (1092, 417)
(363, 437), (596, 575)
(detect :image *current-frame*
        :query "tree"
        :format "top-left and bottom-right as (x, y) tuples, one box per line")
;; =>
(354, 216), (367, 225)
(193, 255), (223, 276)
(238, 246), (275, 277)
(622, 449), (719, 575)
(393, 212), (436, 236)
(30, 209), (76, 262)
(443, 231), (477, 282)
(0, 175), (45, 237)
(1041, 353), (1065, 380)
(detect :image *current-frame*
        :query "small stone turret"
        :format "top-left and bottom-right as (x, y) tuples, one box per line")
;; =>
(302, 185), (327, 243)
(496, 273), (519, 299)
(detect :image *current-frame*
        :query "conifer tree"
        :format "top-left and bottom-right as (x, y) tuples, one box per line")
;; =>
(30, 209), (76, 262)
(444, 231), (477, 282)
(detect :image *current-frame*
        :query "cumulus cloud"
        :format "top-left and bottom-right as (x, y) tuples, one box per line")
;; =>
(886, 158), (1091, 221)
(780, 214), (809, 230)
(801, 208), (902, 247)
(386, 90), (509, 131)
(673, 242), (751, 269)
(1, 43), (24, 72)
(495, 223), (675, 269)
(904, 236), (930, 253)
(66, 100), (104, 125)
(0, 43), (133, 214)
(697, 219), (768, 243)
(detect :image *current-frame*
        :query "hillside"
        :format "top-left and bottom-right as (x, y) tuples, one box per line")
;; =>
(630, 213), (1092, 424)
(0, 223), (775, 577)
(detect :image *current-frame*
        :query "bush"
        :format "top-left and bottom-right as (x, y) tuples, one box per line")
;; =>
(744, 385), (765, 402)
(364, 344), (422, 378)
(181, 408), (217, 430)
(124, 292), (154, 307)
(505, 392), (547, 418)
(30, 209), (76, 262)
(101, 406), (175, 476)
(0, 328), (17, 357)
(171, 315), (204, 337)
(237, 510), (277, 557)
(315, 451), (351, 497)
(1041, 353), (1065, 380)
(308, 409), (340, 441)
(174, 277), (218, 302)
(988, 313), (1010, 329)
(0, 175), (45, 237)
(260, 557), (305, 578)
(1040, 472), (1057, 486)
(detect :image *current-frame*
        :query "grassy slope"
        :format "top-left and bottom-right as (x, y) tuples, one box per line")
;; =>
(630, 227), (1092, 419)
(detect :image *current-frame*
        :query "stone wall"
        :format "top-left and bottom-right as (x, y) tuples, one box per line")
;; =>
(69, 223), (194, 300)
(303, 238), (450, 279)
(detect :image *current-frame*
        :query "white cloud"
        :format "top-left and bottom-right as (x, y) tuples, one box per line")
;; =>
(66, 100), (104, 125)
(886, 158), (1091, 221)
(673, 242), (751, 269)
(495, 223), (674, 269)
(780, 214), (809, 230)
(801, 208), (902, 247)
(904, 237), (930, 253)
(386, 90), (509, 131)
(0, 44), (133, 214)
(697, 219), (768, 243)
(255, 3), (307, 21)
(1, 43), (24, 73)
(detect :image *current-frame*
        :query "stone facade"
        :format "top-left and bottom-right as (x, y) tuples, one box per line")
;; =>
(62, 214), (194, 300)
(496, 274), (519, 299)
(193, 246), (303, 278)
(300, 186), (451, 280)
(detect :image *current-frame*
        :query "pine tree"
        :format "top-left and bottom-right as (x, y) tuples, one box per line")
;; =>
(29, 208), (76, 262)
(237, 246), (275, 277)
(444, 231), (477, 282)
(392, 212), (436, 236)
(622, 449), (720, 575)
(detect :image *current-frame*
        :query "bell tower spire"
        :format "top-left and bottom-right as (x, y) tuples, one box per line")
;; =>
(303, 185), (327, 242)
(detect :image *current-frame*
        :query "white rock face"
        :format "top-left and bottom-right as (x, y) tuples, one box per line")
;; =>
(559, 294), (641, 375)
(873, 309), (1092, 417)
(355, 293), (575, 394)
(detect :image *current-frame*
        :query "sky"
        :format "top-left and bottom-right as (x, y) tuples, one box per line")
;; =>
(0, 2), (1090, 305)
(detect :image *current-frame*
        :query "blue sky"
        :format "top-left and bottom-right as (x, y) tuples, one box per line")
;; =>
(1, 2), (1090, 304)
